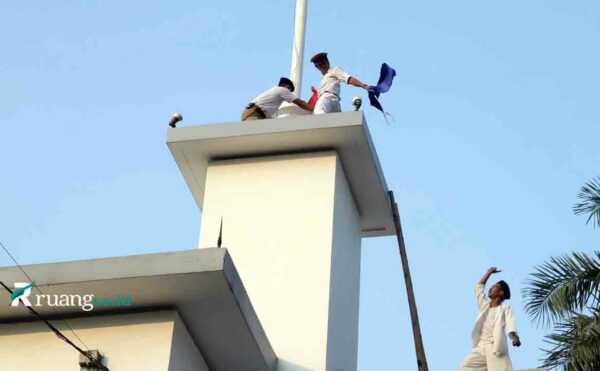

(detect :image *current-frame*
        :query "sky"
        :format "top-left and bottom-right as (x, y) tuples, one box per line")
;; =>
(1, 0), (599, 369)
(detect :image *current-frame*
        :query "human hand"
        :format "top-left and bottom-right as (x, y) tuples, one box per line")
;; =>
(479, 267), (503, 285)
(486, 267), (501, 275)
(511, 334), (521, 347)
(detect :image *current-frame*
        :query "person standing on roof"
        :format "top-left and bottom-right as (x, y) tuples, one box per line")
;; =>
(241, 77), (313, 121)
(310, 52), (370, 115)
(460, 267), (521, 371)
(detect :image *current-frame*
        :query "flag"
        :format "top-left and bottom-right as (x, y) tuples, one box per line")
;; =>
(308, 86), (319, 108)
(368, 63), (396, 122)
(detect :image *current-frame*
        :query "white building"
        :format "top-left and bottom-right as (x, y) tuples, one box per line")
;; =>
(0, 112), (396, 371)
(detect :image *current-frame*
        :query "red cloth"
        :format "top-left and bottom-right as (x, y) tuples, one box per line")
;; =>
(308, 86), (319, 108)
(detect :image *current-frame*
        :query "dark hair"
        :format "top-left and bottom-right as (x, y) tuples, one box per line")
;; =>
(498, 280), (511, 300)
(278, 77), (295, 92)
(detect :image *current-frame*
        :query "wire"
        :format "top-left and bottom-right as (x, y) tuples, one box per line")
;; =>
(0, 281), (109, 371)
(0, 241), (90, 351)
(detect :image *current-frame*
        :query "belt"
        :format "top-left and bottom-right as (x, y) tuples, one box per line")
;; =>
(245, 102), (266, 118)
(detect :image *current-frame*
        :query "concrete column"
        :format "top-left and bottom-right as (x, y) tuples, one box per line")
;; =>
(198, 151), (361, 371)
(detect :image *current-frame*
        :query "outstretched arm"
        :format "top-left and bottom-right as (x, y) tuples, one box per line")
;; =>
(292, 98), (314, 112)
(348, 77), (369, 91)
(479, 267), (501, 285)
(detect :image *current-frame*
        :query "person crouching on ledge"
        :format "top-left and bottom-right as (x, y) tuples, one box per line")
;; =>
(241, 77), (313, 121)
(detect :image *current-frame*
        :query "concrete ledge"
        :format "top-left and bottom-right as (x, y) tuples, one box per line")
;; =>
(0, 248), (276, 371)
(167, 111), (394, 237)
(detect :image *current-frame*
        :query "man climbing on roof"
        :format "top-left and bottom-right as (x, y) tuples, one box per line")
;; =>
(241, 77), (313, 121)
(310, 52), (370, 115)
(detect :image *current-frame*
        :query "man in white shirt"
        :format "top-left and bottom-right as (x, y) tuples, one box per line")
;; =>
(241, 77), (313, 121)
(460, 267), (522, 371)
(310, 52), (370, 114)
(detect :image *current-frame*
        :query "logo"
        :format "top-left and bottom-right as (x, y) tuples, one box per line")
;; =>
(8, 282), (132, 312)
(11, 282), (35, 307)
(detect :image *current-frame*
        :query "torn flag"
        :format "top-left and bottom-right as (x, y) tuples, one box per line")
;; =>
(368, 63), (396, 119)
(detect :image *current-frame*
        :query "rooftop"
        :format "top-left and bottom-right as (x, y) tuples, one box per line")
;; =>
(167, 111), (394, 237)
(0, 248), (275, 371)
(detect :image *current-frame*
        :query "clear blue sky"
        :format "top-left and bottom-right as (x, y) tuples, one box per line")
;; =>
(1, 1), (599, 369)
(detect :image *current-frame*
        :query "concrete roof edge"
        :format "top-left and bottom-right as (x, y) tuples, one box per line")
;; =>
(166, 111), (364, 144)
(0, 248), (228, 286)
(221, 251), (278, 370)
(359, 114), (393, 218)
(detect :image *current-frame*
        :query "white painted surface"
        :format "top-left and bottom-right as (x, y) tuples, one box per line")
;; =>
(199, 152), (362, 371)
(290, 0), (307, 98)
(0, 311), (208, 371)
(276, 103), (312, 118)
(167, 111), (394, 237)
(326, 156), (361, 370)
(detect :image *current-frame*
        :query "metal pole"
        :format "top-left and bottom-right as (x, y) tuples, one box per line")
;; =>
(290, 0), (307, 98)
(388, 191), (429, 371)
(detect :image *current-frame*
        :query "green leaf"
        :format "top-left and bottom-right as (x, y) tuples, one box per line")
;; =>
(573, 177), (600, 228)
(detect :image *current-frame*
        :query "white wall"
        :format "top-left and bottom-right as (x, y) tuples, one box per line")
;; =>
(326, 156), (361, 370)
(198, 151), (362, 371)
(0, 310), (208, 371)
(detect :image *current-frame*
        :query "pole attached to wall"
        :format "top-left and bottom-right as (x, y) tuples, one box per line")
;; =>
(388, 191), (429, 371)
(290, 0), (307, 98)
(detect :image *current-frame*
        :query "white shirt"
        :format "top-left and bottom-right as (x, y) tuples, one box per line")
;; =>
(318, 67), (351, 97)
(251, 87), (296, 118)
(479, 306), (501, 345)
(471, 284), (517, 355)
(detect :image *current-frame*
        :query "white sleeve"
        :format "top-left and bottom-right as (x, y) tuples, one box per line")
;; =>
(504, 306), (517, 334)
(332, 67), (351, 83)
(476, 283), (488, 310)
(279, 89), (297, 103)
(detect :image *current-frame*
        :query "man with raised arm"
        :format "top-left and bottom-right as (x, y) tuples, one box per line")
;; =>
(460, 267), (521, 371)
(310, 52), (370, 114)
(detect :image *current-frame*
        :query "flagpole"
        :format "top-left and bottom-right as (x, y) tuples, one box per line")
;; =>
(290, 0), (307, 98)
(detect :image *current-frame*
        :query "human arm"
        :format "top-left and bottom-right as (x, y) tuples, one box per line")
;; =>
(279, 89), (313, 112)
(479, 267), (501, 285)
(475, 267), (501, 309)
(505, 306), (521, 347)
(331, 67), (369, 91)
(348, 77), (369, 91)
(292, 98), (314, 112)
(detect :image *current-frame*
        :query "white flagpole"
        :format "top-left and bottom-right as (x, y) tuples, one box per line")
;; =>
(290, 0), (307, 98)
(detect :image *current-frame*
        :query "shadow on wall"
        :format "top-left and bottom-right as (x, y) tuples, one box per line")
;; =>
(276, 359), (319, 371)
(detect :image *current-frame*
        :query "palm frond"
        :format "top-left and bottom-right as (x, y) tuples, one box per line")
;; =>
(573, 177), (600, 228)
(523, 251), (600, 327)
(541, 311), (600, 370)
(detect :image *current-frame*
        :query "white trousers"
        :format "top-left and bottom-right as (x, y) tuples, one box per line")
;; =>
(314, 93), (341, 114)
(460, 344), (512, 371)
